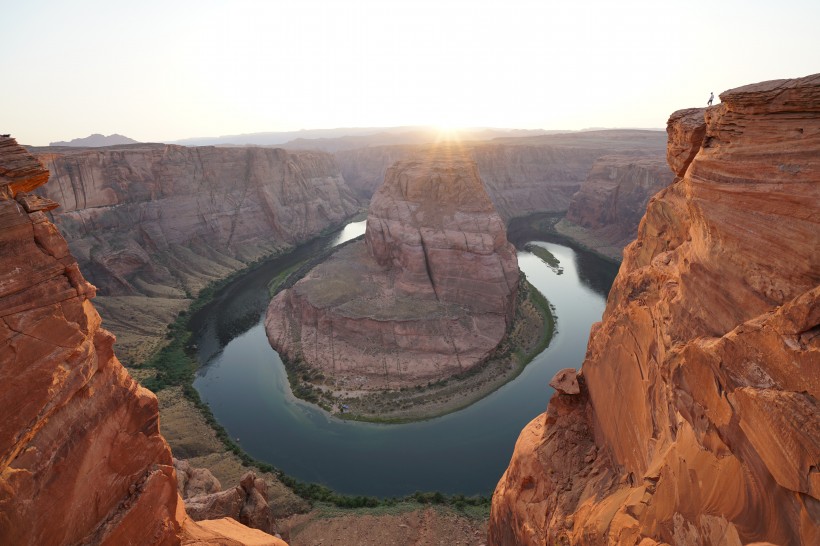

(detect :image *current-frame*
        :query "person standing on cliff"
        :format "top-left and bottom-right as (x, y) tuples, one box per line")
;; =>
(708, 92), (714, 106)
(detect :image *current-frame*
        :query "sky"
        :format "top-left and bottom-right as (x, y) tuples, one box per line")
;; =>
(3, 0), (819, 145)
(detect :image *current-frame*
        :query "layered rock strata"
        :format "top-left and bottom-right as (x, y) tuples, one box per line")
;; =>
(557, 154), (674, 259)
(32, 144), (359, 362)
(335, 130), (668, 221)
(0, 137), (286, 546)
(490, 74), (820, 545)
(266, 147), (519, 389)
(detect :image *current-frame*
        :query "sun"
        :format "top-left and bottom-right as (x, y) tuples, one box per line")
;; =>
(433, 124), (464, 144)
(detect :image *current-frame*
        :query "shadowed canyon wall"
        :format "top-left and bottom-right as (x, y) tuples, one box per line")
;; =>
(556, 154), (675, 259)
(0, 137), (286, 545)
(489, 74), (820, 545)
(31, 144), (360, 362)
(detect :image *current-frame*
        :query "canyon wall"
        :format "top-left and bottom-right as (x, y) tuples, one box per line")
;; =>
(489, 74), (820, 545)
(32, 144), (360, 362)
(0, 137), (285, 545)
(266, 147), (519, 389)
(334, 130), (667, 222)
(556, 154), (674, 259)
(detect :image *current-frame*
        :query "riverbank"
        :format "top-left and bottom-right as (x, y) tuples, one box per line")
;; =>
(507, 211), (623, 265)
(281, 277), (555, 423)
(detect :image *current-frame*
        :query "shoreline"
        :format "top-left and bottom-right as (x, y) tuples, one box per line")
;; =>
(279, 277), (555, 424)
(132, 211), (614, 511)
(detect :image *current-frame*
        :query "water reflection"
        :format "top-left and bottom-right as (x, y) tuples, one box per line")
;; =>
(192, 222), (616, 496)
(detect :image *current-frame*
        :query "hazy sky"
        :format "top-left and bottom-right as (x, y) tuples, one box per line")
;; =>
(4, 0), (818, 145)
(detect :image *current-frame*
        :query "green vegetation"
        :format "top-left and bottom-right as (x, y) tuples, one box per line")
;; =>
(301, 277), (557, 424)
(525, 243), (563, 274)
(135, 218), (495, 512)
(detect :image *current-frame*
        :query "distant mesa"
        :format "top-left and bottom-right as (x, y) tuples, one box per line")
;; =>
(49, 133), (139, 147)
(265, 146), (520, 391)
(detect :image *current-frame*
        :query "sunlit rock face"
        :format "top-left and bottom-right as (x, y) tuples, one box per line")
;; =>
(266, 146), (519, 389)
(0, 136), (182, 545)
(489, 74), (820, 545)
(0, 137), (287, 546)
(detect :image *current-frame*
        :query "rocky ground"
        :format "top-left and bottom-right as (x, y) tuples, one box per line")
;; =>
(279, 505), (488, 546)
(153, 385), (310, 518)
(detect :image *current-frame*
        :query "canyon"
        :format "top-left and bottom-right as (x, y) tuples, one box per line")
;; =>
(0, 136), (285, 545)
(265, 146), (520, 391)
(489, 74), (820, 545)
(31, 144), (360, 363)
(334, 130), (668, 222)
(28, 129), (670, 369)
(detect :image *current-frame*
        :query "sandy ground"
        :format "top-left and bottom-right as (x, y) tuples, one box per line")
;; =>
(279, 506), (488, 546)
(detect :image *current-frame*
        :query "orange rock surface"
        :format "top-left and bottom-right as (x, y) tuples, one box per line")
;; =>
(266, 146), (519, 389)
(0, 137), (286, 545)
(489, 74), (820, 544)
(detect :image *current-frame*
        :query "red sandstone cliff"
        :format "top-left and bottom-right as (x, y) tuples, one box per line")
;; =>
(266, 147), (519, 389)
(489, 74), (820, 545)
(0, 137), (286, 545)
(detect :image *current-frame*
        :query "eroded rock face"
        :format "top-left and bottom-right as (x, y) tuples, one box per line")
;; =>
(559, 154), (674, 259)
(31, 144), (359, 363)
(0, 136), (182, 545)
(0, 137), (287, 546)
(175, 461), (275, 536)
(266, 147), (519, 389)
(335, 130), (668, 221)
(35, 144), (359, 297)
(489, 74), (820, 545)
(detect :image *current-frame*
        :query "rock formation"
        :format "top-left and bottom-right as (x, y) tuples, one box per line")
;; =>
(175, 461), (276, 536)
(31, 144), (359, 362)
(489, 74), (820, 545)
(0, 136), (286, 545)
(557, 153), (674, 259)
(266, 146), (519, 389)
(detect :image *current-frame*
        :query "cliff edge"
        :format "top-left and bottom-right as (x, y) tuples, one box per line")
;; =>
(489, 74), (820, 545)
(0, 137), (286, 545)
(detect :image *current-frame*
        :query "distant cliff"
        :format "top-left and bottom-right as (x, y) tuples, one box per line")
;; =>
(556, 154), (674, 259)
(489, 74), (820, 545)
(334, 130), (667, 222)
(0, 136), (286, 545)
(32, 144), (360, 362)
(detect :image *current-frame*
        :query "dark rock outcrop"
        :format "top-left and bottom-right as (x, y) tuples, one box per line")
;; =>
(489, 74), (820, 545)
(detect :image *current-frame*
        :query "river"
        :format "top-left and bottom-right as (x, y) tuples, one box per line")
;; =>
(191, 220), (618, 497)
